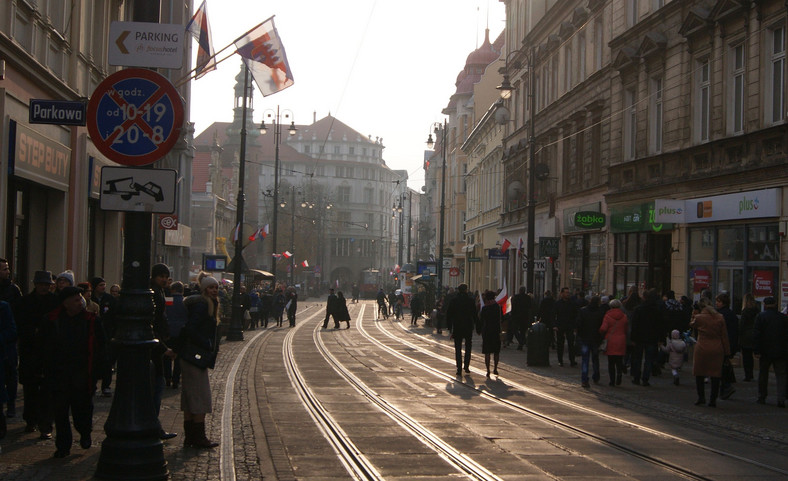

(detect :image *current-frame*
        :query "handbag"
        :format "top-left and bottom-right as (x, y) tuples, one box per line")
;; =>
(179, 337), (217, 369)
(599, 338), (608, 352)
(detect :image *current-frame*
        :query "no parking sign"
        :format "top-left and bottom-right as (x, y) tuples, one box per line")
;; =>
(87, 68), (184, 166)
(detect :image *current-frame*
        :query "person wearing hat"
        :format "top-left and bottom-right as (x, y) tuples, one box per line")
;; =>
(180, 275), (221, 448)
(754, 296), (788, 408)
(150, 263), (177, 440)
(54, 270), (75, 294)
(14, 271), (59, 437)
(41, 286), (106, 458)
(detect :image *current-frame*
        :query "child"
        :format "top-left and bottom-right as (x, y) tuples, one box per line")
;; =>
(662, 329), (687, 385)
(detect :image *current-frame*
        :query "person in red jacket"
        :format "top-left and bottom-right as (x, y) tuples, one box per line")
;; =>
(599, 299), (629, 386)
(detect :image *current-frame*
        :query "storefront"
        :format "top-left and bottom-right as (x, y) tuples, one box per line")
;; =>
(656, 188), (782, 313)
(85, 143), (123, 283)
(563, 203), (607, 295)
(609, 201), (674, 299)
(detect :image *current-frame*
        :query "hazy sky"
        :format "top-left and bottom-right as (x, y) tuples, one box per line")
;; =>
(188, 0), (506, 188)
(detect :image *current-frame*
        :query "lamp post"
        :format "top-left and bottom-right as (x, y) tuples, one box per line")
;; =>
(280, 186), (296, 286)
(497, 46), (537, 294)
(427, 121), (447, 295)
(260, 107), (296, 288)
(393, 196), (404, 268)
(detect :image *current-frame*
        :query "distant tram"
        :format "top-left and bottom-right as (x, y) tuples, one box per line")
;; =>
(358, 268), (380, 299)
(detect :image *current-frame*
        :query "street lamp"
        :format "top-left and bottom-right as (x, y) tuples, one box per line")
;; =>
(278, 186), (297, 286)
(426, 120), (447, 295)
(497, 46), (537, 294)
(260, 107), (296, 288)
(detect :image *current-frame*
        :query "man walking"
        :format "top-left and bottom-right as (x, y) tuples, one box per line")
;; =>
(754, 297), (787, 407)
(630, 288), (664, 386)
(323, 288), (339, 329)
(0, 257), (22, 419)
(507, 287), (531, 350)
(446, 284), (480, 376)
(554, 287), (579, 367)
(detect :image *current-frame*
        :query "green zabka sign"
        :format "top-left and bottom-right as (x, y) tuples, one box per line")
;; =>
(574, 211), (606, 229)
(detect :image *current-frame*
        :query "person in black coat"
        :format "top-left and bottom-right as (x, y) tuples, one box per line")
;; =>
(150, 263), (176, 440)
(259, 289), (273, 328)
(41, 286), (105, 458)
(753, 297), (788, 407)
(577, 296), (605, 387)
(323, 288), (340, 329)
(446, 284), (480, 376)
(716, 292), (739, 399)
(15, 271), (59, 437)
(286, 287), (298, 327)
(554, 287), (579, 367)
(479, 290), (502, 377)
(507, 287), (531, 350)
(336, 291), (351, 329)
(629, 288), (664, 386)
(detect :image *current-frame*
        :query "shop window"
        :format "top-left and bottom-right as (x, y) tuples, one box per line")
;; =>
(689, 228), (714, 262)
(717, 227), (745, 261)
(748, 225), (780, 262)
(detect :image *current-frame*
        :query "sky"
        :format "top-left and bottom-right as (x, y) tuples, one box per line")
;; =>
(188, 0), (506, 189)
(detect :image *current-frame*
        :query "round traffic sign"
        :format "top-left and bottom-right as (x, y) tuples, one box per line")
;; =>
(87, 68), (184, 166)
(449, 267), (460, 277)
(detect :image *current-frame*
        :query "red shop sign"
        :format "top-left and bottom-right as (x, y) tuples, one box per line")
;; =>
(753, 270), (774, 297)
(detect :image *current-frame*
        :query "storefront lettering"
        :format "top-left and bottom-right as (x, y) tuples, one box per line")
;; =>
(18, 131), (68, 177)
(738, 196), (759, 215)
(574, 211), (606, 229)
(648, 205), (664, 232)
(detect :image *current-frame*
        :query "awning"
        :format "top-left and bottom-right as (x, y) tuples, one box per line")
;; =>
(248, 269), (274, 279)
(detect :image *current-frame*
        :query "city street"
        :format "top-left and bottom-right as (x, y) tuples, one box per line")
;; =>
(1, 300), (786, 480)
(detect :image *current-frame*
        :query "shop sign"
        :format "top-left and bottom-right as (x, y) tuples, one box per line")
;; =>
(655, 189), (780, 224)
(564, 202), (602, 233)
(9, 120), (71, 191)
(753, 270), (774, 297)
(539, 237), (560, 258)
(574, 211), (606, 229)
(611, 202), (673, 233)
(691, 269), (711, 292)
(164, 223), (191, 247)
(159, 214), (178, 230)
(488, 248), (509, 260)
(468, 257), (482, 262)
(109, 21), (183, 69)
(522, 259), (546, 271)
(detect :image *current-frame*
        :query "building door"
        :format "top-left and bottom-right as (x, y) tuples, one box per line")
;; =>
(716, 267), (744, 315)
(648, 233), (672, 295)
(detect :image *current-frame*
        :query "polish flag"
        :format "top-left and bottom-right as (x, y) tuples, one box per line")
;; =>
(301, 260), (309, 267)
(495, 280), (510, 315)
(500, 238), (511, 252)
(282, 251), (292, 259)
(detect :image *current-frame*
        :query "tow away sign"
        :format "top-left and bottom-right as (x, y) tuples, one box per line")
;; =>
(109, 21), (183, 69)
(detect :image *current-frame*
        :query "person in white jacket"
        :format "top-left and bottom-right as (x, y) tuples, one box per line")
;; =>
(661, 329), (687, 385)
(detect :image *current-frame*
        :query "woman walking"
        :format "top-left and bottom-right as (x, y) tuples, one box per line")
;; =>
(336, 291), (351, 328)
(690, 297), (730, 407)
(479, 290), (502, 377)
(180, 275), (221, 448)
(599, 299), (628, 386)
(738, 293), (759, 382)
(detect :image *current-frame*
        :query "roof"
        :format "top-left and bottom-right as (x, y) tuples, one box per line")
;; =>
(298, 114), (381, 145)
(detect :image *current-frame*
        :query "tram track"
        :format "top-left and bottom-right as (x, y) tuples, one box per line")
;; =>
(355, 306), (788, 480)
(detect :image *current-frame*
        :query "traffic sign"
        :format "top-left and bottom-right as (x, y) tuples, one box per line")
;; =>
(100, 166), (177, 213)
(29, 99), (87, 126)
(109, 22), (184, 69)
(449, 267), (460, 277)
(87, 68), (184, 166)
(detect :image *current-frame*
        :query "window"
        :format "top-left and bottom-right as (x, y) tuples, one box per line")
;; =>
(623, 88), (637, 160)
(729, 44), (745, 134)
(578, 32), (586, 83)
(628, 0), (639, 27)
(696, 59), (710, 142)
(769, 26), (785, 124)
(653, 0), (665, 10)
(363, 187), (373, 204)
(303, 145), (311, 153)
(333, 146), (340, 154)
(337, 186), (351, 203)
(319, 145), (325, 153)
(565, 45), (573, 91)
(595, 19), (604, 72)
(650, 77), (663, 153)
(349, 147), (355, 155)
(346, 167), (354, 178)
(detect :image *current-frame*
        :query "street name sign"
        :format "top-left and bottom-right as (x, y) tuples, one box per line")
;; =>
(100, 166), (176, 213)
(29, 99), (87, 126)
(109, 21), (183, 69)
(87, 69), (184, 166)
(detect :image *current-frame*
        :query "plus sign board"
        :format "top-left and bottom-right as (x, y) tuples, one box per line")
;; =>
(87, 69), (184, 166)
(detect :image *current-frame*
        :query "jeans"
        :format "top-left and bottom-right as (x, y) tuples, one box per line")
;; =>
(630, 343), (657, 383)
(580, 341), (600, 384)
(454, 334), (473, 372)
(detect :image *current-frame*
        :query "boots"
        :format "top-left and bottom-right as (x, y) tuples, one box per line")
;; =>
(185, 421), (218, 449)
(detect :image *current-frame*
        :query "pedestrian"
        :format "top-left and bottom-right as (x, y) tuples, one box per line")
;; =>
(239, 285), (251, 330)
(0, 257), (22, 420)
(0, 257), (23, 304)
(90, 277), (117, 397)
(0, 299), (17, 440)
(661, 329), (687, 385)
(109, 284), (121, 298)
(446, 283), (480, 376)
(376, 287), (389, 319)
(54, 270), (75, 295)
(323, 288), (339, 329)
(351, 283), (359, 304)
(336, 291), (351, 329)
(15, 270), (59, 438)
(260, 288), (273, 328)
(150, 263), (177, 440)
(715, 292), (739, 400)
(273, 287), (286, 327)
(629, 288), (663, 386)
(753, 296), (787, 407)
(554, 287), (579, 367)
(77, 282), (100, 315)
(537, 290), (556, 348)
(180, 276), (220, 448)
(248, 288), (260, 329)
(286, 287), (298, 327)
(600, 299), (628, 386)
(738, 293), (759, 382)
(41, 286), (105, 458)
(165, 281), (188, 390)
(479, 290), (502, 377)
(621, 286), (642, 373)
(507, 287), (530, 350)
(691, 297), (730, 407)
(410, 289), (423, 325)
(577, 295), (604, 387)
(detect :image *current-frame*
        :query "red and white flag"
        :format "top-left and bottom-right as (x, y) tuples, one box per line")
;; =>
(301, 260), (309, 267)
(495, 280), (510, 315)
(282, 251), (292, 259)
(185, 0), (217, 79)
(232, 223), (241, 242)
(500, 238), (511, 252)
(261, 224), (269, 238)
(234, 16), (294, 96)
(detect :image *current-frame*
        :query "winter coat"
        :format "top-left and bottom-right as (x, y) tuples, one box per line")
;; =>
(661, 299), (689, 334)
(661, 336), (687, 369)
(577, 304), (605, 345)
(690, 309), (730, 378)
(599, 308), (628, 356)
(182, 295), (219, 368)
(537, 296), (556, 328)
(753, 307), (788, 360)
(630, 299), (664, 344)
(41, 305), (104, 393)
(446, 292), (480, 339)
(718, 306), (739, 355)
(554, 298), (578, 331)
(335, 296), (351, 322)
(510, 293), (531, 328)
(738, 306), (760, 350)
(480, 302), (502, 354)
(15, 290), (59, 383)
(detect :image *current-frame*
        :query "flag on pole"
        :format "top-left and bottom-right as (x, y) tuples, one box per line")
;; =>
(262, 224), (269, 238)
(495, 280), (510, 315)
(232, 223), (241, 242)
(500, 238), (511, 252)
(518, 237), (524, 257)
(234, 16), (294, 96)
(282, 251), (292, 259)
(185, 1), (217, 79)
(301, 260), (309, 267)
